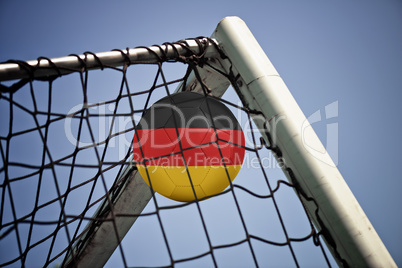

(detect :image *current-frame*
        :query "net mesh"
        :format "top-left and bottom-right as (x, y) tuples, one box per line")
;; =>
(0, 38), (336, 267)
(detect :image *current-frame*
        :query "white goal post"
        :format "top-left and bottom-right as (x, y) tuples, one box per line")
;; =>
(0, 16), (396, 267)
(211, 17), (396, 267)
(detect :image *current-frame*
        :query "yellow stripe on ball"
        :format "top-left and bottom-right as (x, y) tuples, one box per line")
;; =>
(137, 165), (243, 202)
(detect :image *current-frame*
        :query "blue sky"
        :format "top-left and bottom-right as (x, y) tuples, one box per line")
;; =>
(1, 0), (401, 267)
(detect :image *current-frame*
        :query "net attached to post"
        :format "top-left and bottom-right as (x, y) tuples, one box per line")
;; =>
(0, 38), (336, 267)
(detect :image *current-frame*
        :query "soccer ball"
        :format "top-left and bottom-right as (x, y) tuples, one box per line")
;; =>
(133, 92), (245, 202)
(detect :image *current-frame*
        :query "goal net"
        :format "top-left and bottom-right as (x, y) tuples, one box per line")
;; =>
(0, 17), (395, 267)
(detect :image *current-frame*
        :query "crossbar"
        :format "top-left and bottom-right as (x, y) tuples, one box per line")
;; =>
(0, 39), (217, 82)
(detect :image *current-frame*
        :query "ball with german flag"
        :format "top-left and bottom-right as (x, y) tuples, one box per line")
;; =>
(133, 92), (245, 202)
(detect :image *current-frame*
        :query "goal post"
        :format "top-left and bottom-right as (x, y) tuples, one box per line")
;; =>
(0, 16), (396, 267)
(211, 16), (396, 267)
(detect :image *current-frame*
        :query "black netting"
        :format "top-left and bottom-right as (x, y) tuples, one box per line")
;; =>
(0, 39), (336, 267)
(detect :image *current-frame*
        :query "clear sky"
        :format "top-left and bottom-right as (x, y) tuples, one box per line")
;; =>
(1, 0), (401, 267)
